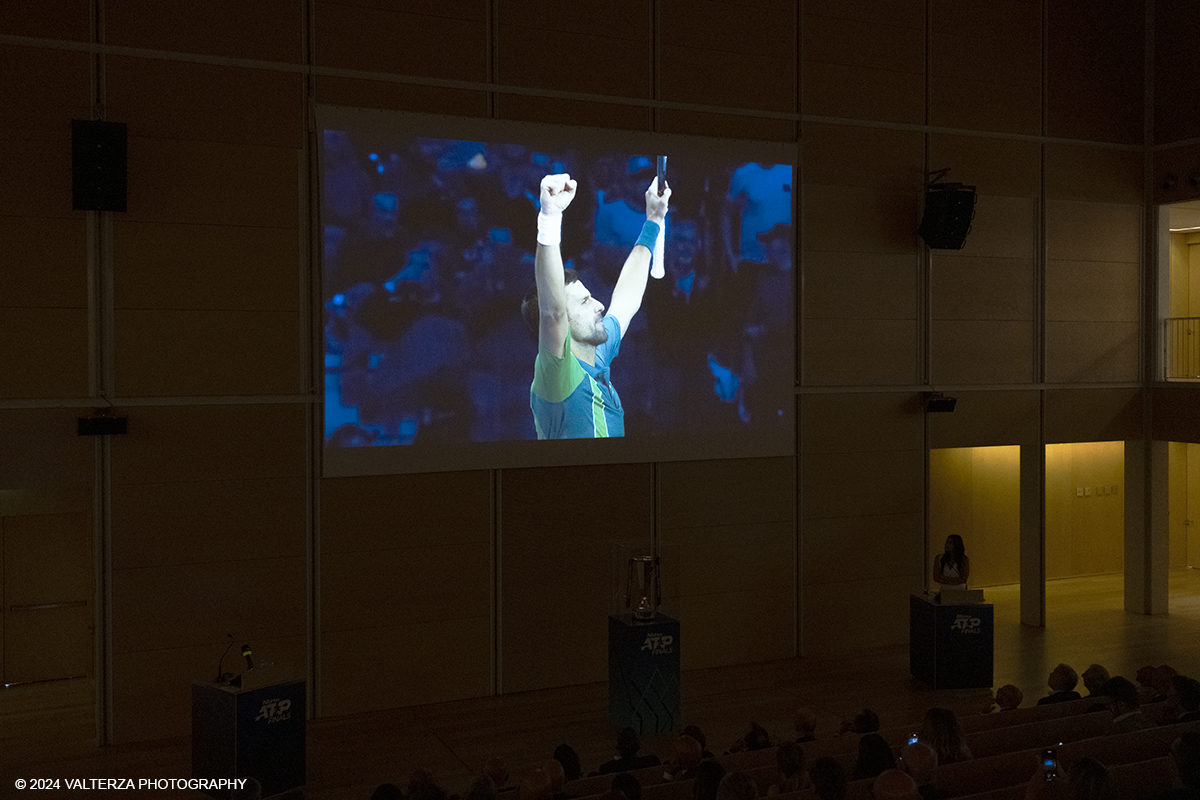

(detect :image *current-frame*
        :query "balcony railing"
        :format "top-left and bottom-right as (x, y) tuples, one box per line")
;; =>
(1165, 317), (1200, 380)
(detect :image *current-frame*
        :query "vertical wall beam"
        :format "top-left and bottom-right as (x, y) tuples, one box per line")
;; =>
(492, 469), (502, 695)
(86, 0), (116, 747)
(1021, 0), (1050, 629)
(1128, 0), (1168, 617)
(1126, 439), (1169, 614)
(792, 2), (802, 659)
(301, 0), (321, 719)
(1020, 441), (1046, 627)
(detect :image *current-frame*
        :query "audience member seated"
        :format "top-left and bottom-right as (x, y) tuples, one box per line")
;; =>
(598, 728), (661, 774)
(369, 784), (404, 800)
(853, 732), (897, 780)
(715, 772), (757, 800)
(1154, 666), (1183, 706)
(995, 684), (1024, 711)
(692, 760), (726, 800)
(682, 725), (716, 760)
(872, 769), (920, 800)
(1138, 665), (1175, 705)
(1082, 664), (1110, 698)
(555, 745), (582, 783)
(919, 708), (972, 765)
(897, 742), (941, 800)
(232, 778), (262, 800)
(520, 770), (553, 800)
(810, 757), (848, 800)
(463, 776), (497, 800)
(1037, 663), (1082, 705)
(484, 758), (510, 790)
(1167, 675), (1200, 724)
(663, 736), (704, 781)
(409, 770), (449, 800)
(543, 760), (566, 800)
(795, 707), (818, 742)
(610, 773), (641, 800)
(769, 741), (809, 794)
(840, 708), (881, 736)
(1147, 732), (1200, 800)
(727, 722), (772, 753)
(1099, 676), (1154, 733)
(1023, 756), (1114, 800)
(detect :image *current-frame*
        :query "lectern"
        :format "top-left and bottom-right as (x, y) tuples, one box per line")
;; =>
(909, 593), (993, 689)
(608, 614), (680, 734)
(192, 677), (306, 799)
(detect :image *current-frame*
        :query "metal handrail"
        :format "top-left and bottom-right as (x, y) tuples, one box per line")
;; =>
(1165, 317), (1200, 380)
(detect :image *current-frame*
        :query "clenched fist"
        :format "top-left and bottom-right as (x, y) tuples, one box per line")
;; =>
(539, 173), (577, 216)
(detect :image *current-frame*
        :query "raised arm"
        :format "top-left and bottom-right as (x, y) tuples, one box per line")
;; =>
(607, 177), (671, 331)
(534, 174), (577, 357)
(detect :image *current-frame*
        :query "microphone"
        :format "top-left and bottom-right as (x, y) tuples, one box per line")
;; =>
(242, 644), (254, 672)
(215, 633), (234, 683)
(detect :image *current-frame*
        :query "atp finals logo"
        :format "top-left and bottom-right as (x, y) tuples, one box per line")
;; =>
(641, 632), (675, 655)
(951, 615), (982, 634)
(255, 697), (293, 724)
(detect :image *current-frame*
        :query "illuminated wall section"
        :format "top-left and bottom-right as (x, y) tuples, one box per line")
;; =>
(1045, 441), (1125, 579)
(929, 446), (1020, 588)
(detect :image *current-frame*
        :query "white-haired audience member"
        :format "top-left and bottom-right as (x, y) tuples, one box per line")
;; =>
(1037, 663), (1081, 705)
(872, 769), (920, 800)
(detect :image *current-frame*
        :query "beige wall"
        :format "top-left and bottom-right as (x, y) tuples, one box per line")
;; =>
(929, 447), (1021, 589)
(1045, 442), (1125, 579)
(3, 0), (1199, 744)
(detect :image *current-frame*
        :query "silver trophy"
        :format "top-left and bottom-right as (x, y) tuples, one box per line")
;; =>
(625, 555), (662, 620)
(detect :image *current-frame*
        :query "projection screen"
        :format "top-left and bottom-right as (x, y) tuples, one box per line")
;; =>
(319, 107), (795, 476)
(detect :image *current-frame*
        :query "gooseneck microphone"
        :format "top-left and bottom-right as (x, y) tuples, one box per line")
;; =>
(242, 644), (254, 672)
(215, 633), (234, 683)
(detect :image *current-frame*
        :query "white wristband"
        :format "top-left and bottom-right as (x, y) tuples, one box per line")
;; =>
(537, 211), (562, 247)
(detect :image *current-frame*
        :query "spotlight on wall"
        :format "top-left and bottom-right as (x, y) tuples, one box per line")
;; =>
(924, 392), (957, 413)
(1163, 174), (1178, 192)
(1189, 169), (1200, 189)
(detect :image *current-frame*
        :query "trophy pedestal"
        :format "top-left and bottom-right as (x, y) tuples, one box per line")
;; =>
(608, 614), (680, 734)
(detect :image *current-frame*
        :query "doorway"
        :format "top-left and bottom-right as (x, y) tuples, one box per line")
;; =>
(1169, 442), (1200, 569)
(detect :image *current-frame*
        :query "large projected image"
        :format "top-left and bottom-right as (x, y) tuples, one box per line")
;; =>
(320, 109), (794, 476)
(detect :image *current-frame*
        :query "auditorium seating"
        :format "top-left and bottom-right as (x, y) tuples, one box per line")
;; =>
(555, 705), (1193, 800)
(958, 696), (1097, 734)
(964, 709), (1112, 758)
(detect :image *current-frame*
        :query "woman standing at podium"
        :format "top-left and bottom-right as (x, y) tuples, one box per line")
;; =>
(932, 534), (970, 590)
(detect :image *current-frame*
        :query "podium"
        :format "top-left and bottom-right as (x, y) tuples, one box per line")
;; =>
(608, 614), (680, 734)
(909, 594), (993, 689)
(192, 677), (306, 799)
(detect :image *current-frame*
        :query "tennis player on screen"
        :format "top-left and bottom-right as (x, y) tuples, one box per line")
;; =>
(520, 173), (671, 439)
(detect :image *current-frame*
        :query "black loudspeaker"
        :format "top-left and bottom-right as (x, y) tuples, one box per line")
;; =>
(924, 393), (957, 413)
(918, 184), (975, 249)
(78, 416), (128, 436)
(72, 119), (127, 212)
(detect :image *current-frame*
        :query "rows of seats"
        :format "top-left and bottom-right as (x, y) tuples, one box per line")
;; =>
(553, 698), (1191, 800)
